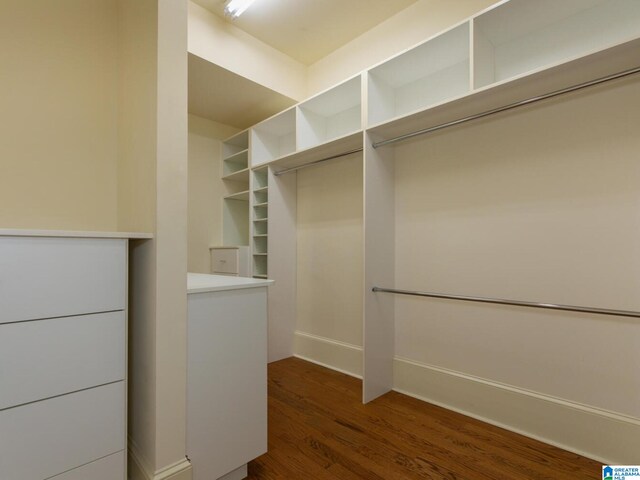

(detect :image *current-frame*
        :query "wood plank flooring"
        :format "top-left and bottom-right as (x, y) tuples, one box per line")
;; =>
(247, 357), (600, 479)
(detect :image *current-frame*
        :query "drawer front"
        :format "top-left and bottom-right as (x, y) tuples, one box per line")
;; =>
(51, 450), (125, 480)
(211, 248), (239, 274)
(0, 382), (125, 480)
(0, 311), (125, 409)
(0, 236), (126, 324)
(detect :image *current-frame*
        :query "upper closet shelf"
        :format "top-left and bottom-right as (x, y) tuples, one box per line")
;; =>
(367, 0), (640, 144)
(368, 35), (640, 144)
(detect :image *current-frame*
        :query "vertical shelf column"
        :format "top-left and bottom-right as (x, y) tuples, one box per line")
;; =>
(222, 130), (250, 247)
(250, 167), (269, 278)
(362, 131), (395, 403)
(266, 167), (297, 363)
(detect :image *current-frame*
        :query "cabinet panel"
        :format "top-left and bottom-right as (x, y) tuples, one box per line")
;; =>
(0, 237), (126, 324)
(187, 288), (268, 480)
(50, 450), (125, 480)
(0, 382), (125, 480)
(0, 311), (125, 409)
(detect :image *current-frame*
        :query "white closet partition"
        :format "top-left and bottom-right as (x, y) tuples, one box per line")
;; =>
(297, 76), (362, 150)
(362, 132), (395, 403)
(473, 0), (640, 88)
(267, 167), (297, 362)
(367, 22), (471, 127)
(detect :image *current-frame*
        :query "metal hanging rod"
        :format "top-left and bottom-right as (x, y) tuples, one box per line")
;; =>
(372, 287), (640, 319)
(372, 65), (640, 149)
(273, 148), (363, 176)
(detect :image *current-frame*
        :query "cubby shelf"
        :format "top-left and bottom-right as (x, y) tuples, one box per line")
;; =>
(473, 0), (640, 89)
(251, 109), (296, 167)
(368, 22), (470, 127)
(222, 130), (249, 158)
(223, 148), (249, 162)
(222, 167), (250, 183)
(298, 76), (362, 151)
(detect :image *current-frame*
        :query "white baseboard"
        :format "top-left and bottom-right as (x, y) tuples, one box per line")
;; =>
(293, 331), (362, 378)
(128, 438), (192, 480)
(393, 356), (640, 465)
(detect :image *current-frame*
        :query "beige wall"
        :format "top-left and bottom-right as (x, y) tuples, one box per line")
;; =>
(0, 0), (120, 230)
(394, 77), (640, 418)
(117, 0), (158, 234)
(188, 114), (239, 273)
(296, 154), (363, 347)
(188, 1), (306, 102)
(307, 0), (497, 96)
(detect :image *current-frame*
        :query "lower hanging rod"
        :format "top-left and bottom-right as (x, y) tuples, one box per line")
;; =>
(371, 287), (640, 319)
(274, 148), (363, 177)
(373, 65), (640, 149)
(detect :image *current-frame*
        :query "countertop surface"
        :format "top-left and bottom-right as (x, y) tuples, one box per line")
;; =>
(187, 273), (274, 294)
(0, 229), (153, 239)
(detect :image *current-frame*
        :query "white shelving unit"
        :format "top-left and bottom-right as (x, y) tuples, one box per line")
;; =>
(297, 76), (362, 150)
(209, 0), (640, 402)
(250, 167), (269, 278)
(251, 108), (296, 167)
(367, 22), (471, 127)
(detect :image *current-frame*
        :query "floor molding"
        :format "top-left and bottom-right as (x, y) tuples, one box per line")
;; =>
(393, 356), (640, 465)
(293, 331), (362, 378)
(128, 438), (192, 480)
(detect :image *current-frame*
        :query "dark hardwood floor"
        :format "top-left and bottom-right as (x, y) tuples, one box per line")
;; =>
(247, 357), (600, 479)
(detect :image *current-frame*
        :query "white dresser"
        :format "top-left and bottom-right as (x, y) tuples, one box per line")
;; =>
(0, 231), (148, 480)
(187, 273), (273, 480)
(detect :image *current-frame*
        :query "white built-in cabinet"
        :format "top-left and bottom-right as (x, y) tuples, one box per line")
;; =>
(0, 232), (148, 480)
(215, 0), (640, 401)
(186, 273), (273, 480)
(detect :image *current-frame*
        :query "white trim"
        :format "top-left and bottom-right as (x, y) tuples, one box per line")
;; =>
(393, 356), (640, 465)
(128, 438), (192, 480)
(292, 331), (362, 378)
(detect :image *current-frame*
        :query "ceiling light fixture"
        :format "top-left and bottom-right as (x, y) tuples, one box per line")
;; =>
(224, 0), (256, 19)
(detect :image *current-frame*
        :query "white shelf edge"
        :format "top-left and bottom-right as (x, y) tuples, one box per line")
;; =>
(222, 149), (249, 162)
(223, 190), (250, 201)
(366, 36), (640, 141)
